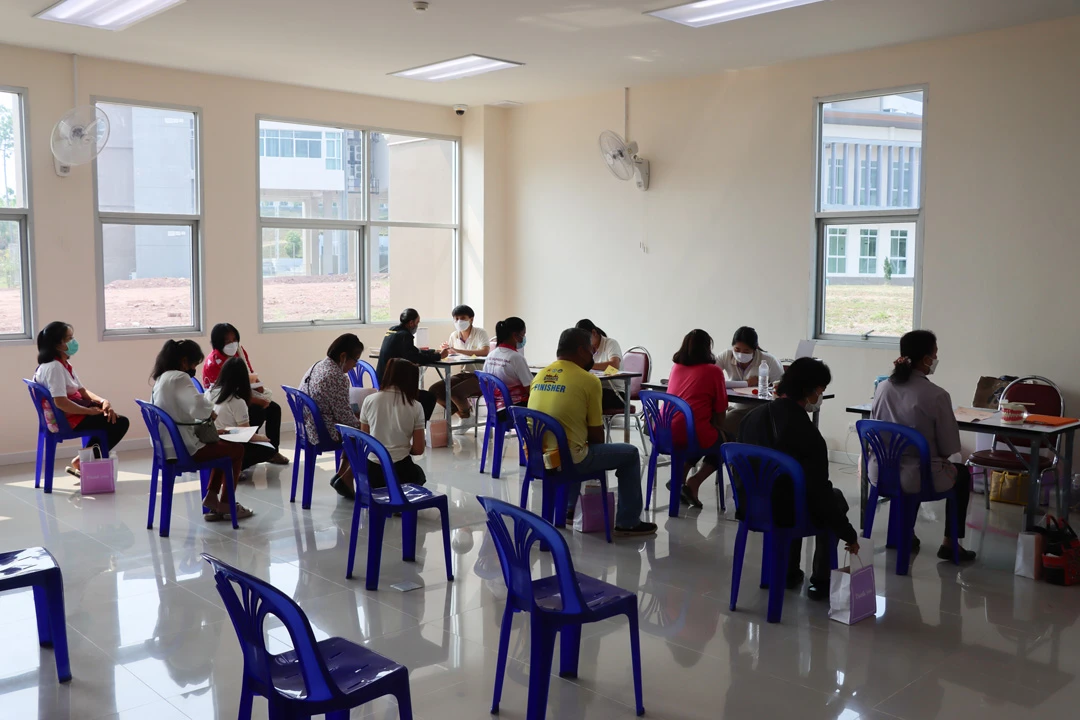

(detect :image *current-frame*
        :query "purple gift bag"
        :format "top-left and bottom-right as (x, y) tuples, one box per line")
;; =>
(829, 540), (876, 625)
(573, 487), (614, 533)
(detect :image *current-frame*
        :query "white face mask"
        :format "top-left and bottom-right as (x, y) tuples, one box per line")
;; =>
(516, 337), (527, 351)
(733, 351), (754, 364)
(805, 393), (823, 413)
(454, 319), (470, 333)
(223, 342), (239, 357)
(927, 357), (939, 375)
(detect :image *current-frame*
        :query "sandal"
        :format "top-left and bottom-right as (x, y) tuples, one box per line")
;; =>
(203, 512), (225, 523)
(234, 504), (255, 520)
(65, 466), (81, 479)
(268, 453), (290, 465)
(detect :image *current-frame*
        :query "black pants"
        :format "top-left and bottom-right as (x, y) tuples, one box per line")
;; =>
(788, 488), (850, 587)
(77, 414), (130, 453)
(495, 400), (530, 425)
(417, 390), (437, 421)
(247, 400), (282, 448)
(366, 456), (427, 488)
(601, 388), (623, 411)
(241, 442), (279, 470)
(946, 463), (971, 540)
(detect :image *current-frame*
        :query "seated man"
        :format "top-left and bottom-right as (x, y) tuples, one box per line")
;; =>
(738, 357), (858, 600)
(528, 328), (657, 537)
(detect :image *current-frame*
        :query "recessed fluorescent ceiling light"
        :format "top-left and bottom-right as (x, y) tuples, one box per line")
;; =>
(391, 55), (523, 82)
(647, 0), (825, 27)
(36, 0), (186, 31)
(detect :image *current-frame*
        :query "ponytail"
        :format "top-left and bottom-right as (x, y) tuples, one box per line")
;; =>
(889, 330), (936, 385)
(150, 339), (204, 382)
(496, 316), (526, 344)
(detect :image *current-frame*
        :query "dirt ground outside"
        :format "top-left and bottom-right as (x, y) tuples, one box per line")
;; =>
(823, 283), (914, 337)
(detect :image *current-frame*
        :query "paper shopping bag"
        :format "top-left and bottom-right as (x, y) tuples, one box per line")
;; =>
(80, 447), (117, 495)
(829, 540), (876, 625)
(573, 488), (614, 534)
(1014, 531), (1044, 580)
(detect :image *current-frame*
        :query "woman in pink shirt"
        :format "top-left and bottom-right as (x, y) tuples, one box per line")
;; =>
(667, 329), (728, 508)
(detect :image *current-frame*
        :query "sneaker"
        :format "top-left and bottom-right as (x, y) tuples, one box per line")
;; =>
(330, 474), (355, 501)
(937, 545), (976, 563)
(806, 582), (828, 601)
(615, 521), (658, 537)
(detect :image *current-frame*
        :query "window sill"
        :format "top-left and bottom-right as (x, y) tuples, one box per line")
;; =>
(813, 336), (900, 351)
(101, 328), (203, 342)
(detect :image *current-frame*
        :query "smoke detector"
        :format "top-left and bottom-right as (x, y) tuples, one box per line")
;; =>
(413, 1), (429, 11)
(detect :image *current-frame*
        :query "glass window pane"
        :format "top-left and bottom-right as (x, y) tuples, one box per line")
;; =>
(261, 228), (357, 323)
(96, 104), (197, 215)
(368, 226), (453, 323)
(259, 121), (360, 220)
(370, 133), (455, 224)
(102, 224), (194, 329)
(0, 92), (27, 208)
(820, 91), (922, 211)
(0, 219), (25, 334)
(822, 221), (916, 337)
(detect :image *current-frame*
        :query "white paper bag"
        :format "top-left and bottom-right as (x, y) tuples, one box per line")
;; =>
(1014, 531), (1044, 580)
(829, 540), (877, 625)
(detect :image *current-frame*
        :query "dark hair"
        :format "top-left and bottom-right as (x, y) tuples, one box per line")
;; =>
(209, 323), (240, 353)
(776, 357), (832, 402)
(213, 356), (252, 405)
(731, 326), (760, 351)
(36, 321), (72, 364)
(326, 333), (364, 364)
(557, 328), (592, 358)
(151, 339), (205, 381)
(399, 308), (420, 325)
(890, 330), (937, 385)
(575, 319), (606, 338)
(495, 317), (526, 344)
(382, 358), (420, 405)
(672, 329), (716, 366)
(451, 305), (475, 319)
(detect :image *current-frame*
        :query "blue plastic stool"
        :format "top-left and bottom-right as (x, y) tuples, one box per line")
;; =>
(474, 371), (525, 479)
(0, 547), (71, 682)
(348, 360), (380, 389)
(23, 379), (110, 494)
(202, 553), (413, 719)
(477, 496), (644, 719)
(281, 385), (343, 510)
(639, 390), (721, 516)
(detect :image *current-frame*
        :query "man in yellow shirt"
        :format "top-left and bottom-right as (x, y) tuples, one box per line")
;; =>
(528, 328), (656, 536)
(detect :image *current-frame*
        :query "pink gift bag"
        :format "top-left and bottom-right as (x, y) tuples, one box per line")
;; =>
(573, 488), (614, 533)
(79, 447), (117, 495)
(829, 540), (876, 625)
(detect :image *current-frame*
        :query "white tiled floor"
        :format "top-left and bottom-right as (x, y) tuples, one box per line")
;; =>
(1, 431), (1077, 720)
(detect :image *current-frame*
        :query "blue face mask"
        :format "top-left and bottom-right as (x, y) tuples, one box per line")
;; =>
(65, 338), (79, 357)
(516, 337), (527, 351)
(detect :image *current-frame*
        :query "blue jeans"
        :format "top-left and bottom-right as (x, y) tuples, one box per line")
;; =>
(565, 443), (643, 529)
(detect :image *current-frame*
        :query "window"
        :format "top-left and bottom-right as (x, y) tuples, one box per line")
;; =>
(95, 101), (200, 334)
(258, 119), (458, 326)
(815, 88), (924, 340)
(0, 89), (31, 339)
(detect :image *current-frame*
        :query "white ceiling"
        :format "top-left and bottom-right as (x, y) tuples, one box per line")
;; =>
(4, 0), (1079, 107)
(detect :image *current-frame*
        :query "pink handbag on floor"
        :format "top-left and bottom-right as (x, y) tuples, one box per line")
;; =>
(79, 446), (117, 495)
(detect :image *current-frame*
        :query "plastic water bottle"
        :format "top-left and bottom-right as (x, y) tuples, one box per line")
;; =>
(758, 360), (770, 398)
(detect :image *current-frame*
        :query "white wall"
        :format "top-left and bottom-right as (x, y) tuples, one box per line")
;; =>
(504, 17), (1080, 454)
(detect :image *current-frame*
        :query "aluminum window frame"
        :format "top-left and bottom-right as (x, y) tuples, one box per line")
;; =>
(0, 85), (35, 343)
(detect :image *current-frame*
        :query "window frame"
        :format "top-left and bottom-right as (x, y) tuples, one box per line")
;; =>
(255, 114), (460, 332)
(810, 84), (928, 346)
(0, 85), (35, 343)
(91, 97), (204, 339)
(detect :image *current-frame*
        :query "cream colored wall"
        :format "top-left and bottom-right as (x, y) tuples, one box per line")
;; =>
(504, 17), (1080, 455)
(0, 45), (473, 459)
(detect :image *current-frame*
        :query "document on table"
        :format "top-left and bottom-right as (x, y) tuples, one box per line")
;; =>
(726, 380), (749, 389)
(220, 426), (257, 443)
(954, 407), (998, 423)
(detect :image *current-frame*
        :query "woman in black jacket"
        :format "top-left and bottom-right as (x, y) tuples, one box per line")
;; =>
(375, 308), (446, 420)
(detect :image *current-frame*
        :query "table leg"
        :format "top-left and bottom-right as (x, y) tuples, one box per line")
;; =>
(623, 378), (631, 444)
(444, 367), (454, 425)
(1025, 437), (1043, 531)
(812, 408), (821, 428)
(1063, 430), (1075, 523)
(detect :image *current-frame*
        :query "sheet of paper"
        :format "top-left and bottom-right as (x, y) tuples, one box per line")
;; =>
(349, 386), (376, 410)
(251, 441), (275, 449)
(726, 380), (749, 389)
(220, 426), (257, 443)
(954, 407), (997, 423)
(795, 339), (817, 359)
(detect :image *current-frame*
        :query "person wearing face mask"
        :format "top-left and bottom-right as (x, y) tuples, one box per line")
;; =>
(431, 304), (489, 420)
(870, 330), (974, 563)
(33, 321), (130, 478)
(202, 322), (288, 465)
(716, 326), (784, 437)
(739, 358), (858, 600)
(483, 317), (533, 414)
(376, 308), (446, 421)
(151, 339), (252, 520)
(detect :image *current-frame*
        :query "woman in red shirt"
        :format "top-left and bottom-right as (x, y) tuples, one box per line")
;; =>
(667, 329), (728, 508)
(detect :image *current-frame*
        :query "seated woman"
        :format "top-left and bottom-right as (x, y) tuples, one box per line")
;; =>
(431, 304), (490, 419)
(667, 329), (728, 509)
(739, 358), (858, 600)
(376, 308), (448, 421)
(575, 318), (623, 410)
(482, 316), (533, 419)
(150, 339), (251, 521)
(716, 326), (784, 438)
(202, 322), (288, 465)
(870, 329), (974, 563)
(211, 356), (281, 472)
(33, 321), (130, 477)
(299, 333), (366, 500)
(359, 358), (428, 488)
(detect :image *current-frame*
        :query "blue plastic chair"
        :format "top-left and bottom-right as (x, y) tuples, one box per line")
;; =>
(191, 376), (205, 394)
(476, 496), (644, 719)
(639, 390), (723, 517)
(280, 385), (343, 510)
(474, 371), (525, 479)
(508, 407), (612, 543)
(337, 426), (454, 591)
(135, 400), (239, 537)
(0, 547), (71, 682)
(347, 360), (380, 390)
(201, 553), (413, 720)
(857, 419), (959, 574)
(720, 442), (836, 624)
(23, 379), (111, 494)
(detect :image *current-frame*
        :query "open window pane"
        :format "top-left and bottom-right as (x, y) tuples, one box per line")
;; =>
(0, 92), (27, 209)
(821, 221), (916, 337)
(103, 224), (194, 330)
(369, 134), (455, 224)
(259, 120), (362, 220)
(0, 219), (25, 334)
(261, 228), (357, 323)
(368, 226), (453, 323)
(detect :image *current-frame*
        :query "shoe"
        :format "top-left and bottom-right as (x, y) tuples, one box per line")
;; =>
(203, 512), (225, 523)
(234, 504), (255, 520)
(785, 569), (805, 590)
(615, 522), (658, 537)
(268, 453), (290, 465)
(680, 486), (703, 510)
(807, 582), (828, 601)
(937, 544), (976, 563)
(330, 474), (355, 501)
(65, 465), (81, 479)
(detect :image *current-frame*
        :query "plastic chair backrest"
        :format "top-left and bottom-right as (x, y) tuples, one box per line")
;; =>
(856, 419), (934, 496)
(639, 391), (698, 455)
(720, 442), (809, 532)
(348, 360), (380, 390)
(135, 399), (197, 467)
(621, 351), (649, 399)
(997, 376), (1065, 450)
(508, 407), (577, 476)
(475, 371), (513, 415)
(476, 496), (586, 615)
(191, 376), (205, 394)
(281, 385), (336, 449)
(23, 379), (74, 435)
(201, 553), (338, 704)
(337, 425), (409, 506)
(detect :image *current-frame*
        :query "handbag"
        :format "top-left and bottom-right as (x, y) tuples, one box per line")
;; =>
(179, 417), (220, 444)
(1039, 515), (1080, 586)
(573, 483), (615, 533)
(78, 445), (118, 495)
(829, 540), (877, 625)
(989, 471), (1028, 505)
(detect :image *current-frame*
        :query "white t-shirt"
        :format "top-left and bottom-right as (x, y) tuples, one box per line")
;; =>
(483, 346), (534, 405)
(449, 326), (490, 352)
(34, 360), (81, 399)
(151, 370), (215, 458)
(359, 389), (425, 463)
(212, 395), (249, 430)
(717, 348), (783, 384)
(593, 336), (622, 364)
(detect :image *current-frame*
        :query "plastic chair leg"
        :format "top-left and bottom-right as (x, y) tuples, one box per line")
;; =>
(43, 570), (71, 682)
(518, 473), (532, 510)
(237, 677), (254, 720)
(949, 492), (960, 565)
(32, 585), (52, 645)
(480, 421), (492, 475)
(759, 532), (772, 589)
(301, 449), (318, 510)
(43, 436), (57, 494)
(491, 605), (514, 714)
(668, 452), (683, 518)
(599, 477), (612, 544)
(394, 681), (414, 720)
(223, 466), (239, 530)
(402, 511), (417, 562)
(159, 470), (176, 538)
(886, 498), (901, 549)
(627, 605), (645, 716)
(34, 431), (43, 489)
(289, 443), (302, 503)
(863, 486), (879, 539)
(326, 710), (349, 720)
(730, 523), (748, 611)
(895, 499), (918, 576)
(345, 502), (364, 580)
(492, 428), (505, 480)
(439, 499), (454, 581)
(526, 621), (557, 720)
(766, 534), (789, 623)
(645, 450), (658, 510)
(146, 460), (159, 530)
(558, 625), (581, 678)
(366, 509), (386, 591)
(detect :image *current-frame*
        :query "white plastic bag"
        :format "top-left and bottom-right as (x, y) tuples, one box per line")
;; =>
(1014, 531), (1044, 580)
(829, 540), (877, 625)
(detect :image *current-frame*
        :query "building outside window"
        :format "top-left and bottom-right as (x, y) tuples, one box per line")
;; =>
(826, 228), (847, 274)
(890, 230), (908, 275)
(859, 229), (877, 274)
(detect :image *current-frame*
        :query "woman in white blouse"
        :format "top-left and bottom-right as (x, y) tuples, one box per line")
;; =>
(483, 316), (533, 416)
(432, 304), (490, 419)
(210, 356), (279, 471)
(576, 318), (623, 409)
(716, 326), (784, 438)
(150, 339), (252, 521)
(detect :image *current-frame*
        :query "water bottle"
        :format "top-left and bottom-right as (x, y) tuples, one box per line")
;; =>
(758, 360), (770, 398)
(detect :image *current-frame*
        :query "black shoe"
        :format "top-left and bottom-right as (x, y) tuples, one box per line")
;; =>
(785, 569), (805, 590)
(937, 544), (976, 563)
(330, 474), (355, 501)
(615, 521), (658, 537)
(807, 582), (829, 601)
